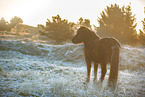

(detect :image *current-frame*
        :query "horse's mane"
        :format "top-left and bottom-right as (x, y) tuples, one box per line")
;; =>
(79, 26), (100, 39)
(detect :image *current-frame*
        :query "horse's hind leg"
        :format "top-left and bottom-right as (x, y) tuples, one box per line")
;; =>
(94, 63), (98, 81)
(100, 63), (107, 82)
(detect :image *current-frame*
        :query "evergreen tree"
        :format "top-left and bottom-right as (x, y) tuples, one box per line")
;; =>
(0, 17), (8, 31)
(78, 17), (91, 28)
(45, 14), (75, 43)
(139, 18), (145, 44)
(123, 5), (137, 42)
(10, 16), (23, 29)
(97, 4), (137, 43)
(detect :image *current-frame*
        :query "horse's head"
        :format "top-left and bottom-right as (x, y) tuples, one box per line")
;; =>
(72, 26), (99, 44)
(72, 27), (86, 44)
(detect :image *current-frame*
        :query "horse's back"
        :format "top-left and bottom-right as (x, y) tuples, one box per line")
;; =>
(97, 37), (120, 63)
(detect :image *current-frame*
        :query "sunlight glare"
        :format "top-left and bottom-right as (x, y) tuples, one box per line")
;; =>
(0, 0), (144, 33)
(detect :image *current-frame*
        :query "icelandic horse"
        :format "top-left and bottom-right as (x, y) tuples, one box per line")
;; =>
(72, 26), (121, 88)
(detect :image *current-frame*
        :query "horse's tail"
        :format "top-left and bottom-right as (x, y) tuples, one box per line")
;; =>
(108, 44), (121, 88)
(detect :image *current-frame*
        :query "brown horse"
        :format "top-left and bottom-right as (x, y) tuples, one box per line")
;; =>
(72, 26), (121, 87)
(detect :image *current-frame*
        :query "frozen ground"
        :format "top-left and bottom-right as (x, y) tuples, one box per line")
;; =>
(0, 34), (145, 96)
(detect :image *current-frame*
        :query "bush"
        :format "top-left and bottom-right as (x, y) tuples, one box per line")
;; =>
(42, 15), (75, 44)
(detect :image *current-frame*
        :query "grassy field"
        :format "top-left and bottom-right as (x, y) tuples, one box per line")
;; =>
(0, 32), (145, 96)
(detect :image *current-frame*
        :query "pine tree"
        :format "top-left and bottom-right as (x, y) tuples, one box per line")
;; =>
(10, 16), (23, 29)
(97, 4), (137, 43)
(123, 5), (137, 42)
(45, 14), (75, 43)
(78, 17), (91, 28)
(0, 17), (7, 31)
(139, 18), (145, 44)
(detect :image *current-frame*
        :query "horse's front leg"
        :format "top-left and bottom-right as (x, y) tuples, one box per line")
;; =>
(85, 58), (92, 82)
(94, 63), (98, 81)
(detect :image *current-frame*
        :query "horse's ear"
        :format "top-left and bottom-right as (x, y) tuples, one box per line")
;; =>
(76, 26), (85, 32)
(80, 25), (84, 28)
(77, 26), (80, 30)
(79, 25), (86, 28)
(78, 26), (88, 32)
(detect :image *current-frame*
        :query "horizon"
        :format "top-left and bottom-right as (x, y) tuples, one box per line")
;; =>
(0, 0), (145, 33)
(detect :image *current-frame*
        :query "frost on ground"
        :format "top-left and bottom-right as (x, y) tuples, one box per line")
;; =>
(0, 39), (145, 96)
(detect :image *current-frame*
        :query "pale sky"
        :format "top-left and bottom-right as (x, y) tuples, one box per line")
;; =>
(0, 0), (145, 33)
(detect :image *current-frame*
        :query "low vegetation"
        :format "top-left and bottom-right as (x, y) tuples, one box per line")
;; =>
(0, 33), (145, 96)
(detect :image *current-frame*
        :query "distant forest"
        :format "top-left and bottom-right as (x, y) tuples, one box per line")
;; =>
(0, 4), (145, 45)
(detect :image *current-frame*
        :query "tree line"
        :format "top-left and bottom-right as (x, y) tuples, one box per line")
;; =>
(0, 16), (23, 32)
(37, 15), (92, 43)
(0, 4), (145, 44)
